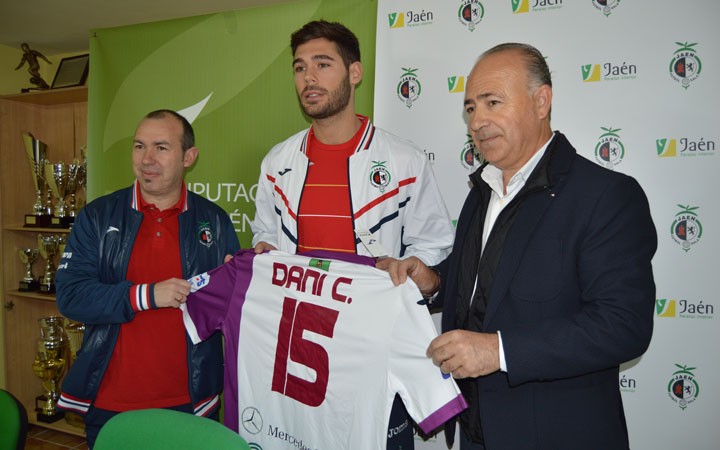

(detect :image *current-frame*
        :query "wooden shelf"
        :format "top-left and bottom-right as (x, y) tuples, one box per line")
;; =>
(0, 86), (87, 105)
(5, 225), (71, 234)
(7, 290), (56, 302)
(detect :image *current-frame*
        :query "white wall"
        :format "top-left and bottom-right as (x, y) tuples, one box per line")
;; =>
(374, 1), (719, 449)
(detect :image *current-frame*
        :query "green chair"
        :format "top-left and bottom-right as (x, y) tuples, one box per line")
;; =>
(0, 389), (28, 450)
(94, 408), (251, 450)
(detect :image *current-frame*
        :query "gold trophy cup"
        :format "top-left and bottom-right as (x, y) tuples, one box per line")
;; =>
(38, 234), (61, 293)
(22, 132), (51, 227)
(33, 316), (68, 423)
(18, 248), (40, 291)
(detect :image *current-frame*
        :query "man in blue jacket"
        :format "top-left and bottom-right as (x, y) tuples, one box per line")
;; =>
(55, 110), (239, 447)
(384, 43), (657, 449)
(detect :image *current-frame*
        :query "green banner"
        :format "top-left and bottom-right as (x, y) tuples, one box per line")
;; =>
(88, 0), (377, 246)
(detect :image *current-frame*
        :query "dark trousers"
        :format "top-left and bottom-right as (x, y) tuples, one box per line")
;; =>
(387, 394), (414, 450)
(84, 403), (219, 449)
(460, 426), (486, 450)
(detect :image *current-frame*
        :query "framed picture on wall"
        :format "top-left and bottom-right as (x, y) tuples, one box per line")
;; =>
(51, 54), (89, 89)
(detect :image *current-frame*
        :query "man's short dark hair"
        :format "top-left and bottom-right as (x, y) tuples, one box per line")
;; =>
(290, 20), (361, 68)
(144, 109), (195, 151)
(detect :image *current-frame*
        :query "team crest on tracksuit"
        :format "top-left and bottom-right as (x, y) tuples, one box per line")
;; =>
(369, 161), (392, 193)
(197, 221), (214, 248)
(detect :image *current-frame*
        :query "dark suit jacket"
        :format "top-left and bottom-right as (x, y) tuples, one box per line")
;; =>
(437, 132), (657, 450)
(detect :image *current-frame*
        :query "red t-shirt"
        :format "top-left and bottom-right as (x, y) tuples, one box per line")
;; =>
(94, 184), (190, 411)
(297, 121), (366, 254)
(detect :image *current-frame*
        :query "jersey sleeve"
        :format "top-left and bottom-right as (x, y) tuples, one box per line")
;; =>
(182, 250), (252, 344)
(389, 281), (467, 434)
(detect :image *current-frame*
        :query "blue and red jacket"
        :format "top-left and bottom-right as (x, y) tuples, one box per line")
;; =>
(55, 182), (239, 417)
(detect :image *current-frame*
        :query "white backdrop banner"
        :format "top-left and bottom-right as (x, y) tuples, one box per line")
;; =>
(374, 1), (718, 449)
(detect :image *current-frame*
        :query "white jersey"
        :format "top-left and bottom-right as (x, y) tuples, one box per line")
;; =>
(182, 250), (467, 450)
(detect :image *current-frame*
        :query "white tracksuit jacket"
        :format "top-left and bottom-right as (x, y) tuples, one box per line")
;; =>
(251, 117), (454, 265)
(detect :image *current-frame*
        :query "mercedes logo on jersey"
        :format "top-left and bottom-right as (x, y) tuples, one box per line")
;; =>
(241, 406), (263, 435)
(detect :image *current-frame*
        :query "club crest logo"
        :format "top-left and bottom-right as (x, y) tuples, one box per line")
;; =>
(594, 127), (625, 169)
(369, 160), (391, 192)
(667, 364), (699, 410)
(197, 221), (214, 248)
(460, 134), (482, 170)
(458, 0), (484, 31)
(592, 0), (620, 17)
(670, 42), (702, 89)
(397, 68), (421, 108)
(670, 204), (702, 252)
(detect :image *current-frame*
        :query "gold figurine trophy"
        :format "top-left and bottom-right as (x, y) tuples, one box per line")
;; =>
(18, 248), (41, 291)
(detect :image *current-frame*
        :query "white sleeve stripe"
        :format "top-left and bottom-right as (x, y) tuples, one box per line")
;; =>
(181, 303), (202, 344)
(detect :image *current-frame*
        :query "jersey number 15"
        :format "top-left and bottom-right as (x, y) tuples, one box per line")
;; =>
(271, 296), (339, 407)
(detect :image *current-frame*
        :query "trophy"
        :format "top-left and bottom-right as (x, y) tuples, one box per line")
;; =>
(38, 234), (61, 293)
(18, 248), (40, 291)
(22, 132), (51, 227)
(63, 320), (85, 429)
(33, 316), (68, 423)
(44, 162), (71, 228)
(66, 159), (86, 222)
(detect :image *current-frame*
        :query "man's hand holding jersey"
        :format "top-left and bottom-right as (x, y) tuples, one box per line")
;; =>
(153, 278), (191, 308)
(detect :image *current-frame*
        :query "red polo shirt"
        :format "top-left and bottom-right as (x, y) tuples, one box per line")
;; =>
(94, 183), (190, 411)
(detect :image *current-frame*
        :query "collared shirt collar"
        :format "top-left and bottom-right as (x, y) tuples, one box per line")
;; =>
(481, 132), (556, 199)
(132, 180), (188, 213)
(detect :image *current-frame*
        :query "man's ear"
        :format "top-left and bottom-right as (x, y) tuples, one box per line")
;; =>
(183, 146), (199, 168)
(534, 84), (552, 120)
(349, 61), (363, 86)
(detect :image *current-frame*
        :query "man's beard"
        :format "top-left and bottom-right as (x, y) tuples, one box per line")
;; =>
(301, 74), (352, 120)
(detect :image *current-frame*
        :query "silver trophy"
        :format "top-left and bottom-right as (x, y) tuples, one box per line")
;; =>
(44, 162), (70, 227)
(22, 132), (51, 227)
(66, 158), (86, 222)
(18, 248), (41, 291)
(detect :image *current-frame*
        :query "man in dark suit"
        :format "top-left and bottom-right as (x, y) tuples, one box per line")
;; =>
(380, 43), (657, 449)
